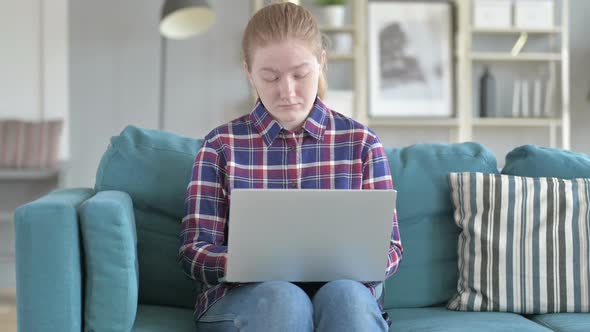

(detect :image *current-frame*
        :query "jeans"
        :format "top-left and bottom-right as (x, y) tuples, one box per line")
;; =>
(194, 279), (388, 332)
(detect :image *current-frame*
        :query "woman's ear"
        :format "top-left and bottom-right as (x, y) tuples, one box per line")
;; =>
(320, 49), (327, 73)
(243, 62), (254, 86)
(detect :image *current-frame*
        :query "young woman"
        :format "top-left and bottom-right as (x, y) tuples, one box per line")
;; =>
(179, 3), (402, 331)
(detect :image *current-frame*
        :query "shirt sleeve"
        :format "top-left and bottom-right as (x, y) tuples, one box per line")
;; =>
(361, 139), (403, 280)
(179, 138), (228, 287)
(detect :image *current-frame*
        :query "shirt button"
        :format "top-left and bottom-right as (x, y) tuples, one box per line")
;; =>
(289, 146), (296, 151)
(289, 182), (297, 188)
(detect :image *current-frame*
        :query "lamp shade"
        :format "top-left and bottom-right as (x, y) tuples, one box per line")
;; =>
(160, 0), (215, 39)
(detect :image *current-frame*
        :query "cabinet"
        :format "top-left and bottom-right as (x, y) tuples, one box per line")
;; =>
(250, 0), (570, 150)
(456, 0), (570, 149)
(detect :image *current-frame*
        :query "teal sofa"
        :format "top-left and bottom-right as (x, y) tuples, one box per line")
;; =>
(14, 125), (590, 331)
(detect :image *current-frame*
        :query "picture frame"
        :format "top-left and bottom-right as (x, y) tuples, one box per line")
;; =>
(368, 1), (454, 117)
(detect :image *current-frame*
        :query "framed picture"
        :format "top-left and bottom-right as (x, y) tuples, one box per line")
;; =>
(368, 1), (454, 117)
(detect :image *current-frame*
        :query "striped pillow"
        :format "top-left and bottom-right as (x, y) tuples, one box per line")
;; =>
(447, 172), (590, 313)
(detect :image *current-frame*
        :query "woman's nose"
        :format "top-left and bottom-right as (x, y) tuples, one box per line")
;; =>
(278, 77), (296, 98)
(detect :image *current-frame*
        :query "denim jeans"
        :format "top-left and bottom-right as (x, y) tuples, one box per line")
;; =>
(194, 279), (388, 332)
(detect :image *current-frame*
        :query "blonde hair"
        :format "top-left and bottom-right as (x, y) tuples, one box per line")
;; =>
(242, 2), (327, 99)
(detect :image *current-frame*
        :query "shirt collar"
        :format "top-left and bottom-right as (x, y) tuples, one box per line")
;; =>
(250, 96), (328, 146)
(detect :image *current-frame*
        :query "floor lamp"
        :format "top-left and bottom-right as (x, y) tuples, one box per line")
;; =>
(158, 0), (215, 130)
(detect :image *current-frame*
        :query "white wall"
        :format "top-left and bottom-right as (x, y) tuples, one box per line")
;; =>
(568, 0), (590, 154)
(68, 0), (162, 187)
(67, 0), (250, 188)
(0, 0), (69, 161)
(44, 0), (70, 162)
(162, 2), (251, 139)
(0, 1), (40, 121)
(66, 0), (590, 188)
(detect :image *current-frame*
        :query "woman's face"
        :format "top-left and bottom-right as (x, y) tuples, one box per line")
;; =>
(246, 39), (325, 131)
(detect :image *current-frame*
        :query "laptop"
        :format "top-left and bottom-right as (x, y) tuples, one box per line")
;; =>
(224, 189), (397, 283)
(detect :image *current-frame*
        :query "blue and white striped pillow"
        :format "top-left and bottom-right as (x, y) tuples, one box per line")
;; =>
(447, 172), (590, 313)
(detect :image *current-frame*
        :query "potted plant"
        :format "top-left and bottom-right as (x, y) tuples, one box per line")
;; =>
(315, 0), (348, 27)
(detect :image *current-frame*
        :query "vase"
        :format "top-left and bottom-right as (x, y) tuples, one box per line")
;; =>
(319, 5), (346, 27)
(479, 66), (496, 118)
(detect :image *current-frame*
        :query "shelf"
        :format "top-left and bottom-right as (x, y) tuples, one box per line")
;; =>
(471, 27), (562, 34)
(470, 52), (562, 61)
(320, 25), (355, 33)
(369, 117), (460, 127)
(327, 53), (354, 61)
(0, 168), (59, 180)
(472, 118), (562, 127)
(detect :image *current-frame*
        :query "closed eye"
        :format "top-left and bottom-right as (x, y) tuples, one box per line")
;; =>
(262, 76), (279, 82)
(294, 72), (310, 79)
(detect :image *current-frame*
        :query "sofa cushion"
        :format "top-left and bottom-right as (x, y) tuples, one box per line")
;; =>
(96, 125), (203, 218)
(132, 305), (195, 332)
(447, 172), (590, 313)
(502, 145), (590, 179)
(386, 307), (552, 332)
(95, 125), (203, 308)
(79, 191), (139, 332)
(383, 142), (498, 309)
(528, 313), (590, 332)
(134, 208), (201, 308)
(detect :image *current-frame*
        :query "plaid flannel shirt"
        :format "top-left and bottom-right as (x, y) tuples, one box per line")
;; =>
(180, 97), (403, 323)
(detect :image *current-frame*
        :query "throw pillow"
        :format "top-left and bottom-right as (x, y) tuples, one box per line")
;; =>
(447, 172), (590, 313)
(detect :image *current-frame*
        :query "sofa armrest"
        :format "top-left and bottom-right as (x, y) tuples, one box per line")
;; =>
(14, 188), (95, 332)
(79, 190), (139, 332)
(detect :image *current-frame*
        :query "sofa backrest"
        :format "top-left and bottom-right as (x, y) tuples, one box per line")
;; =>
(94, 126), (502, 310)
(502, 144), (590, 178)
(95, 125), (203, 308)
(382, 142), (499, 309)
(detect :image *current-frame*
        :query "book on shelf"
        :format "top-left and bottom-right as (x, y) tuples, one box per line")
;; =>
(544, 72), (555, 118)
(521, 80), (530, 117)
(533, 79), (542, 118)
(512, 79), (521, 117)
(511, 77), (556, 119)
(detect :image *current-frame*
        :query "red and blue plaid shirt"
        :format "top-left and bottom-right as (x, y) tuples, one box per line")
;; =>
(180, 97), (403, 322)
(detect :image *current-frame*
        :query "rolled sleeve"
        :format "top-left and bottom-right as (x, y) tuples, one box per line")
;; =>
(179, 139), (228, 287)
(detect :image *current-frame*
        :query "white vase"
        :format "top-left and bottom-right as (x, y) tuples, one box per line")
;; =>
(331, 33), (352, 53)
(319, 5), (346, 27)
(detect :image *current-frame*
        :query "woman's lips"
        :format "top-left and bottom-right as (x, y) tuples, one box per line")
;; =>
(278, 104), (299, 110)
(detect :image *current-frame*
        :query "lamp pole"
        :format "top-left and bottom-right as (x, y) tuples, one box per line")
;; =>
(158, 36), (168, 130)
(157, 0), (215, 130)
